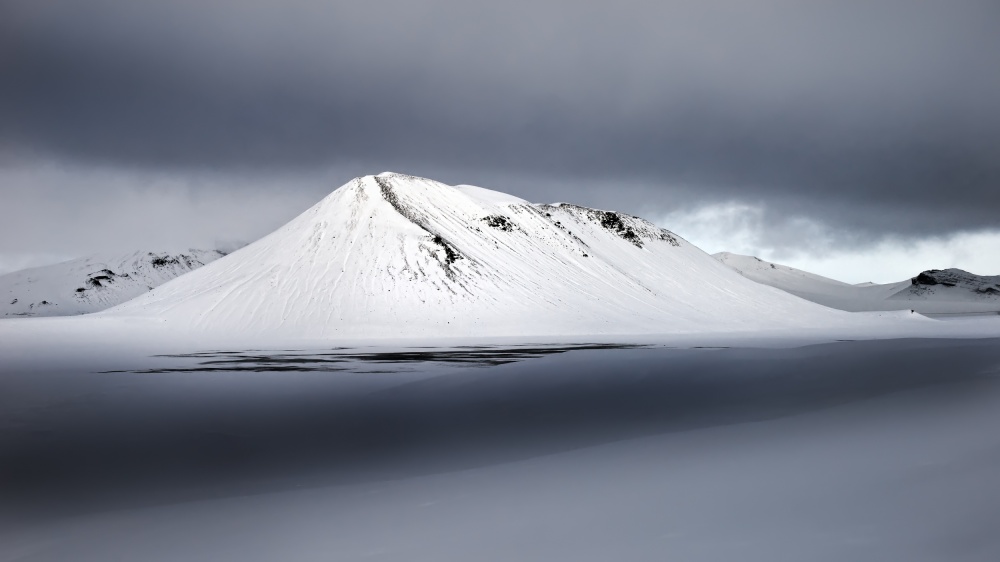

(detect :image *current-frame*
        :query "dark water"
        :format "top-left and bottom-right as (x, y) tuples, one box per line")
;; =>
(105, 343), (645, 373)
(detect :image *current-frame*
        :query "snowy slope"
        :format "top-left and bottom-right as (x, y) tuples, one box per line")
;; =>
(1, 249), (227, 317)
(714, 252), (865, 293)
(106, 173), (860, 338)
(714, 252), (1000, 314)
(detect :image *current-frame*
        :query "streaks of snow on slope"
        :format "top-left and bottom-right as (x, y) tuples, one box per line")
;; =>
(0, 249), (227, 317)
(106, 173), (864, 338)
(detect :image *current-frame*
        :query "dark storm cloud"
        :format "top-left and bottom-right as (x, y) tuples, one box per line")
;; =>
(3, 0), (1000, 240)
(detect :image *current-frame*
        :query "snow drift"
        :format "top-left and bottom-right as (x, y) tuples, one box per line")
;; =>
(1, 249), (227, 317)
(106, 173), (862, 337)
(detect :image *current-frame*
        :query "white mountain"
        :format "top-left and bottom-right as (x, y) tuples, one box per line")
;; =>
(1, 249), (228, 317)
(104, 173), (861, 338)
(714, 252), (1000, 314)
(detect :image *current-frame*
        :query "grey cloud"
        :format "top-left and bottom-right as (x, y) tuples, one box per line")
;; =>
(2, 0), (1000, 247)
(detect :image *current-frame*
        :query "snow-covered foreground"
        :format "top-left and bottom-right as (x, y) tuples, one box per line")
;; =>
(3, 331), (1000, 561)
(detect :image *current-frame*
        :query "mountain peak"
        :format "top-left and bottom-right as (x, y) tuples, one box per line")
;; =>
(105, 175), (849, 338)
(372, 171), (425, 181)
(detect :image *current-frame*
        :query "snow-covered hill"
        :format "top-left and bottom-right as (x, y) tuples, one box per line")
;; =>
(900, 269), (1000, 299)
(714, 252), (1000, 314)
(105, 173), (862, 338)
(1, 249), (228, 317)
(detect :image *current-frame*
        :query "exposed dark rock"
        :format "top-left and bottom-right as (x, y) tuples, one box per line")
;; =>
(482, 215), (515, 232)
(88, 275), (114, 288)
(913, 270), (952, 286)
(432, 235), (461, 265)
(659, 230), (681, 246)
(597, 211), (643, 247)
(149, 255), (180, 268)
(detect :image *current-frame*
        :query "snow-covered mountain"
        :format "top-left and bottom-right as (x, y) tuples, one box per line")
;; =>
(1, 249), (228, 317)
(714, 252), (1000, 314)
(105, 173), (859, 338)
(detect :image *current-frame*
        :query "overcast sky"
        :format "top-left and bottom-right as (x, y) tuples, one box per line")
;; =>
(2, 0), (999, 282)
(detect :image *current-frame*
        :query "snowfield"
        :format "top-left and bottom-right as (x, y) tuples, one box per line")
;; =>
(715, 252), (1000, 314)
(0, 249), (227, 317)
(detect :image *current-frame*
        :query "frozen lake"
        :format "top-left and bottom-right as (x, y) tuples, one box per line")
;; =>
(3, 336), (1000, 561)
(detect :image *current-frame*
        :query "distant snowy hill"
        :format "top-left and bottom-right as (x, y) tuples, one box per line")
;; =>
(105, 173), (860, 338)
(895, 269), (1000, 304)
(714, 252), (1000, 314)
(1, 249), (228, 317)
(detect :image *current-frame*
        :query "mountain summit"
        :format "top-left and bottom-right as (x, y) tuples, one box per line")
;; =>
(107, 173), (850, 337)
